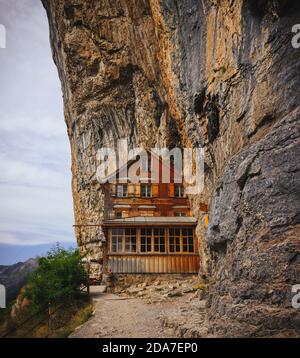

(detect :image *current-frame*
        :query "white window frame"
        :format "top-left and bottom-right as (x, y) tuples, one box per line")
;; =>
(174, 184), (184, 198)
(174, 212), (186, 217)
(117, 184), (128, 197)
(141, 184), (152, 198)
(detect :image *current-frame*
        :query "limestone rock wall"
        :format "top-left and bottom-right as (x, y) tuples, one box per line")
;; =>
(42, 0), (300, 337)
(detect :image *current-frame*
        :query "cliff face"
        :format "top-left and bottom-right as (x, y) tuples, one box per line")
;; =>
(0, 259), (38, 302)
(42, 0), (300, 337)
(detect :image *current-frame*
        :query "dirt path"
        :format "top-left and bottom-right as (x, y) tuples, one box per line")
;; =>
(70, 288), (174, 338)
(70, 281), (207, 338)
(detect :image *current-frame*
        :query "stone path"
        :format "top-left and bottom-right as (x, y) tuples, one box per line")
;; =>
(70, 287), (174, 338)
(70, 281), (208, 338)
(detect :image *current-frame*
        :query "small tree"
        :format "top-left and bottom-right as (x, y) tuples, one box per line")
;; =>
(27, 244), (87, 309)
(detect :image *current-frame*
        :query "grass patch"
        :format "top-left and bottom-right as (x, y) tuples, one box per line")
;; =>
(54, 302), (94, 338)
(192, 283), (207, 293)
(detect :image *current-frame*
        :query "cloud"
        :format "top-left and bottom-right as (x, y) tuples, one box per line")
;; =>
(0, 180), (74, 246)
(0, 157), (69, 189)
(0, 0), (75, 250)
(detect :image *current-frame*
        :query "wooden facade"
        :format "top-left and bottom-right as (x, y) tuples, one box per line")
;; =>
(108, 255), (199, 274)
(102, 151), (203, 274)
(105, 224), (199, 273)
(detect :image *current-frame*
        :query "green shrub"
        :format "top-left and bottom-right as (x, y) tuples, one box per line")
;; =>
(26, 244), (88, 309)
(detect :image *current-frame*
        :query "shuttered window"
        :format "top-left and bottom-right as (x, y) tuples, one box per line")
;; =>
(116, 184), (128, 197)
(115, 212), (122, 219)
(174, 184), (184, 197)
(141, 184), (152, 197)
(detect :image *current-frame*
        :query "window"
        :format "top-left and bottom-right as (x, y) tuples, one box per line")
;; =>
(169, 227), (194, 253)
(110, 227), (194, 255)
(174, 212), (186, 217)
(169, 228), (181, 253)
(111, 228), (123, 253)
(141, 184), (151, 198)
(182, 227), (194, 253)
(117, 184), (127, 197)
(154, 228), (165, 253)
(140, 228), (166, 253)
(115, 212), (122, 219)
(174, 184), (184, 198)
(140, 228), (152, 252)
(124, 228), (136, 253)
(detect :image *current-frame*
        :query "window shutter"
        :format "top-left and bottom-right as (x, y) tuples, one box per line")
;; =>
(128, 184), (135, 197)
(152, 184), (159, 197)
(110, 184), (116, 196)
(135, 184), (141, 197)
(168, 183), (174, 197)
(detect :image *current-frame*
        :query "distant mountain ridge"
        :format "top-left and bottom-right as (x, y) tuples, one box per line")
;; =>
(0, 258), (38, 302)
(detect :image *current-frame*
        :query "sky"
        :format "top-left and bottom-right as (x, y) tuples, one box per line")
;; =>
(0, 0), (76, 264)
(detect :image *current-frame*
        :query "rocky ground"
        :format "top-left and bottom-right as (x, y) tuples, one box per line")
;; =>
(70, 277), (208, 338)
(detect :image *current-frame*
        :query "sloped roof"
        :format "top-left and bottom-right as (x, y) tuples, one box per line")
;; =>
(103, 216), (197, 226)
(100, 148), (183, 184)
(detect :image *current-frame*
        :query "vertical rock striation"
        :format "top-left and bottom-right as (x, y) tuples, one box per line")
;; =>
(42, 0), (300, 337)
